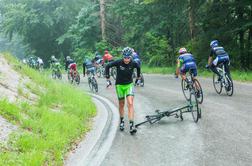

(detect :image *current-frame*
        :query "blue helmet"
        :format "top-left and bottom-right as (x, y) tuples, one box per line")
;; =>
(122, 47), (133, 57)
(210, 40), (218, 48)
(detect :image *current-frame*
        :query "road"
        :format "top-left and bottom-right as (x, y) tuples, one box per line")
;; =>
(79, 74), (252, 166)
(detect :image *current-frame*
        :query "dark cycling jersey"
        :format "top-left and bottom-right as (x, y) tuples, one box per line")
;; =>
(65, 59), (75, 70)
(83, 59), (95, 74)
(210, 46), (228, 58)
(105, 59), (140, 85)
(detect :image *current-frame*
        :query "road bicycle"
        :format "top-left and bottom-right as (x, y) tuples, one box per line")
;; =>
(212, 63), (233, 96)
(181, 70), (203, 104)
(88, 72), (98, 93)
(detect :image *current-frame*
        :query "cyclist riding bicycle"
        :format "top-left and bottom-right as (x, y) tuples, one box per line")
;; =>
(102, 50), (113, 65)
(65, 56), (77, 80)
(206, 40), (230, 81)
(50, 55), (59, 69)
(175, 47), (197, 80)
(83, 58), (96, 77)
(36, 57), (44, 70)
(132, 49), (142, 85)
(105, 47), (141, 135)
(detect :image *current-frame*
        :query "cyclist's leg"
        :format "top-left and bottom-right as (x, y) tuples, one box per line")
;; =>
(125, 83), (136, 132)
(224, 60), (230, 76)
(116, 85), (126, 130)
(210, 57), (222, 77)
(180, 65), (187, 80)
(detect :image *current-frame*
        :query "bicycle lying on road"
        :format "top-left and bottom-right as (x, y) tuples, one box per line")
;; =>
(181, 70), (203, 104)
(212, 63), (233, 96)
(135, 91), (202, 128)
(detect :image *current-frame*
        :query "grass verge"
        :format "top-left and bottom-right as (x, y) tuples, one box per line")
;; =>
(0, 53), (96, 165)
(141, 65), (252, 82)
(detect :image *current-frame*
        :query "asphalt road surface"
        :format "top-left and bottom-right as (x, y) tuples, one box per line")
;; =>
(79, 74), (252, 166)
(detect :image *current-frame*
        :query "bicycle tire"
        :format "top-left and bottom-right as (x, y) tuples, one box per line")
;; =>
(189, 90), (199, 123)
(111, 67), (117, 80)
(140, 73), (144, 87)
(181, 79), (190, 101)
(194, 79), (203, 104)
(225, 74), (234, 96)
(75, 72), (80, 85)
(92, 78), (98, 92)
(213, 73), (222, 94)
(88, 78), (92, 91)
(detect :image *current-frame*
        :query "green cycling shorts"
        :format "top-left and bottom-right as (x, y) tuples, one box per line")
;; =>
(116, 83), (134, 100)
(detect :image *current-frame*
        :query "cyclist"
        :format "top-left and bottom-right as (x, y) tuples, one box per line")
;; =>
(83, 57), (96, 77)
(50, 55), (59, 69)
(175, 47), (197, 80)
(132, 49), (142, 85)
(206, 40), (230, 81)
(105, 47), (141, 134)
(65, 56), (77, 80)
(102, 50), (113, 65)
(36, 57), (44, 70)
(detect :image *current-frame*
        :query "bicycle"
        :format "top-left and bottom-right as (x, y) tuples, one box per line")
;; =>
(68, 70), (80, 85)
(96, 64), (105, 78)
(181, 70), (203, 104)
(88, 71), (98, 92)
(132, 69), (144, 87)
(212, 63), (233, 96)
(51, 62), (62, 80)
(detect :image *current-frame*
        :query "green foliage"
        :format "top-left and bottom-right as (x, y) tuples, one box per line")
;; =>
(0, 53), (96, 165)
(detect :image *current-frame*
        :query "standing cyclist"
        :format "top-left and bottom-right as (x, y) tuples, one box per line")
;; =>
(206, 40), (230, 81)
(105, 47), (141, 135)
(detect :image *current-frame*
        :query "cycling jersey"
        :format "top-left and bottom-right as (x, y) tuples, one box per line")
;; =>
(105, 59), (140, 85)
(178, 53), (197, 77)
(210, 47), (229, 66)
(83, 59), (95, 75)
(103, 53), (113, 63)
(65, 59), (75, 70)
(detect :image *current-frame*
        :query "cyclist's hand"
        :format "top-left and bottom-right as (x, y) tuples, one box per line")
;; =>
(205, 64), (209, 69)
(136, 79), (141, 85)
(106, 80), (112, 88)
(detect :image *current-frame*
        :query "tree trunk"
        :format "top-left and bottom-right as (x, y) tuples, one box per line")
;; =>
(188, 0), (196, 39)
(247, 28), (252, 70)
(99, 0), (106, 41)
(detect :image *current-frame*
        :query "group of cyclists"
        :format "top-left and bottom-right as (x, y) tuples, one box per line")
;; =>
(175, 40), (231, 88)
(47, 39), (232, 135)
(23, 56), (44, 71)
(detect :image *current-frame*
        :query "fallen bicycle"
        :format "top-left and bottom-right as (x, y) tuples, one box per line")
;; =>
(135, 101), (202, 128)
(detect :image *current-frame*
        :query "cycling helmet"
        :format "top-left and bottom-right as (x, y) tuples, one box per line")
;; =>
(66, 56), (70, 60)
(179, 47), (187, 54)
(51, 55), (55, 59)
(210, 40), (218, 48)
(104, 50), (109, 54)
(122, 47), (133, 57)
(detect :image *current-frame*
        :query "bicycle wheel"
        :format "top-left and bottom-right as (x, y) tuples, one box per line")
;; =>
(111, 67), (117, 80)
(189, 90), (199, 123)
(225, 74), (234, 96)
(194, 79), (203, 104)
(140, 73), (144, 87)
(57, 71), (62, 80)
(75, 73), (80, 85)
(213, 73), (222, 94)
(88, 78), (93, 91)
(52, 71), (56, 79)
(96, 68), (101, 78)
(181, 79), (190, 101)
(92, 78), (98, 92)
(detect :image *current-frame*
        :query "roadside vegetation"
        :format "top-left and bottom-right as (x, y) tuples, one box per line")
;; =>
(141, 65), (252, 82)
(0, 53), (96, 165)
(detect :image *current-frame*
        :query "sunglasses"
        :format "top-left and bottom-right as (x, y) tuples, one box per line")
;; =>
(123, 56), (131, 59)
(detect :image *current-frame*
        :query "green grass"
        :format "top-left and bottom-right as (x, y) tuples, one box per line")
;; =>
(0, 53), (96, 165)
(141, 65), (252, 82)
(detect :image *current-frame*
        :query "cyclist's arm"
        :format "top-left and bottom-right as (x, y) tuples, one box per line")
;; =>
(105, 60), (118, 78)
(83, 63), (86, 76)
(134, 61), (141, 78)
(175, 59), (181, 76)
